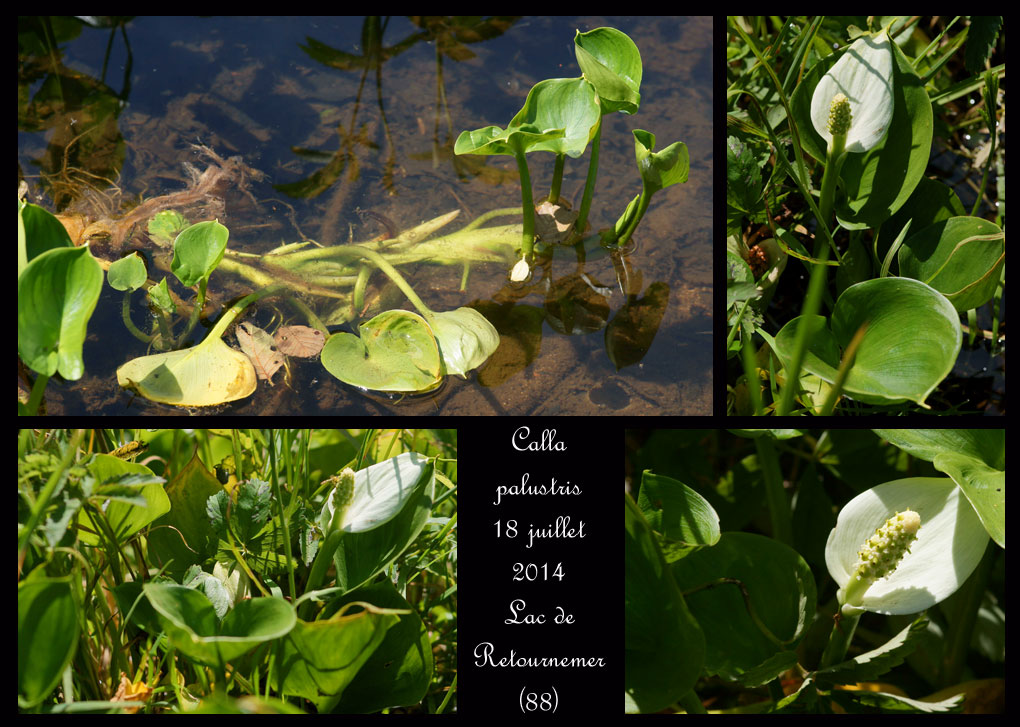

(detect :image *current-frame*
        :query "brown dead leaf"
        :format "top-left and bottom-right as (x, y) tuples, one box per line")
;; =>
(274, 325), (326, 358)
(236, 322), (285, 384)
(112, 673), (153, 714)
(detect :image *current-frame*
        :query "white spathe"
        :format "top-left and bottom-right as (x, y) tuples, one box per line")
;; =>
(825, 477), (988, 615)
(320, 452), (429, 533)
(811, 33), (895, 153)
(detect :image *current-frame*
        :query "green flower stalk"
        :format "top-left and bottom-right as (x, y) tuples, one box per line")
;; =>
(296, 453), (430, 621)
(816, 93), (852, 225)
(301, 467), (356, 620)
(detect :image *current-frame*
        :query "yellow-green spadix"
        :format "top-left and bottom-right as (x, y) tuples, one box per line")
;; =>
(825, 477), (989, 615)
(840, 509), (920, 607)
(810, 32), (894, 153)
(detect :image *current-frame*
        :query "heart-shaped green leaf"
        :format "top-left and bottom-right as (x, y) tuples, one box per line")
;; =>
(330, 580), (434, 713)
(145, 451), (227, 577)
(76, 453), (170, 546)
(172, 220), (228, 287)
(148, 210), (189, 247)
(321, 309), (442, 393)
(773, 277), (961, 406)
(506, 77), (601, 158)
(898, 216), (1005, 311)
(574, 27), (642, 115)
(427, 307), (500, 377)
(143, 583), (296, 667)
(277, 600), (401, 700)
(107, 252), (148, 292)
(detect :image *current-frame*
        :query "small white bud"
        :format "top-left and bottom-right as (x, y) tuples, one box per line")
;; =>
(509, 257), (531, 283)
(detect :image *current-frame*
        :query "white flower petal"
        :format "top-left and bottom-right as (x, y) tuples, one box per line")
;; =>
(810, 33), (894, 153)
(825, 477), (987, 615)
(321, 452), (430, 534)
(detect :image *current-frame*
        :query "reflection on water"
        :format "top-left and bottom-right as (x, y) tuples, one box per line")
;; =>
(17, 15), (713, 415)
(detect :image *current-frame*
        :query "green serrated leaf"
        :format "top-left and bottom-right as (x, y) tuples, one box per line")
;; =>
(816, 615), (928, 685)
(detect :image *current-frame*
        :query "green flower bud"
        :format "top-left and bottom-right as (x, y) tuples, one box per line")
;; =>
(827, 93), (852, 137)
(322, 467), (356, 533)
(330, 467), (356, 509)
(842, 509), (920, 607)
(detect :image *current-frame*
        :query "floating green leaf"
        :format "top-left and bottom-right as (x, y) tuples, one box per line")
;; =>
(117, 336), (258, 406)
(117, 287), (263, 406)
(428, 307), (501, 377)
(148, 210), (189, 247)
(321, 309), (442, 393)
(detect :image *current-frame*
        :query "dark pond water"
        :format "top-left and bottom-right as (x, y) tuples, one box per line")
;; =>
(18, 15), (713, 415)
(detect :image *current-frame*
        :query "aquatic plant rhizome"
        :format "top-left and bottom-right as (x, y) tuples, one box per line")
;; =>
(18, 19), (690, 414)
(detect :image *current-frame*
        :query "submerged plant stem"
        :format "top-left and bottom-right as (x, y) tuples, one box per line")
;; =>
(121, 290), (155, 344)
